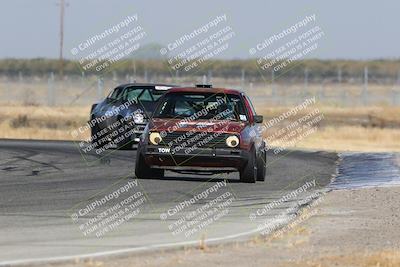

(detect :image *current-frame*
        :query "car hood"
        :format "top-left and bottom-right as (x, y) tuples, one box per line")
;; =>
(150, 118), (246, 134)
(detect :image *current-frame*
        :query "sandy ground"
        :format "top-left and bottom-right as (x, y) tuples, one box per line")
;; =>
(41, 186), (400, 267)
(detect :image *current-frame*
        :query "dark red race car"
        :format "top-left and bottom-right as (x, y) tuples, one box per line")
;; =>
(135, 85), (266, 183)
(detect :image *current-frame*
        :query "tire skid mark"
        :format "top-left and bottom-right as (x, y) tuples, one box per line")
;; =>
(0, 148), (63, 176)
(330, 152), (400, 190)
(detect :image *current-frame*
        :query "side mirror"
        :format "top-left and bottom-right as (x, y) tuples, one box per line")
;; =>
(254, 115), (263, 123)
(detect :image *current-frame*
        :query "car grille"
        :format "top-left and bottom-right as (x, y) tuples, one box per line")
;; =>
(162, 131), (229, 149)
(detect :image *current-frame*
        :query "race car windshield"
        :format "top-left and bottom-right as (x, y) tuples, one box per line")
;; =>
(108, 87), (162, 102)
(153, 92), (248, 121)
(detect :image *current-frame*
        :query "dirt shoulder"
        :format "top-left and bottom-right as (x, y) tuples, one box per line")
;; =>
(53, 186), (400, 267)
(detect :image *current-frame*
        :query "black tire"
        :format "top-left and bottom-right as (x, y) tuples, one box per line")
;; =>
(257, 149), (266, 181)
(135, 151), (164, 179)
(240, 147), (257, 183)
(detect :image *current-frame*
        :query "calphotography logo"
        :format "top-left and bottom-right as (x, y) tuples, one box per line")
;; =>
(160, 14), (236, 73)
(69, 97), (144, 163)
(253, 96), (325, 155)
(70, 179), (148, 238)
(160, 180), (235, 238)
(70, 13), (147, 74)
(250, 14), (325, 74)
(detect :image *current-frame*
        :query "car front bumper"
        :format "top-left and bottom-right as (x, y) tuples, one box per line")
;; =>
(141, 145), (249, 171)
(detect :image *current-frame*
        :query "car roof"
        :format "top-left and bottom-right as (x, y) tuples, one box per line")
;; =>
(167, 87), (243, 95)
(117, 83), (178, 89)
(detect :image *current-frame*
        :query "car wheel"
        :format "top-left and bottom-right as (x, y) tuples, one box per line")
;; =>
(257, 149), (266, 181)
(135, 150), (164, 179)
(240, 147), (257, 183)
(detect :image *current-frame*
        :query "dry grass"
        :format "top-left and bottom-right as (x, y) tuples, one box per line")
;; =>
(258, 106), (400, 125)
(0, 104), (399, 152)
(0, 105), (89, 122)
(259, 105), (400, 152)
(294, 126), (400, 152)
(0, 105), (89, 140)
(289, 250), (400, 267)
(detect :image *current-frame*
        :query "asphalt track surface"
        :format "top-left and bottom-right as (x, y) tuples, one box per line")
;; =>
(0, 139), (337, 265)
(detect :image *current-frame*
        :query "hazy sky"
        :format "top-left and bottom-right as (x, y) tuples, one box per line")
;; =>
(0, 0), (398, 59)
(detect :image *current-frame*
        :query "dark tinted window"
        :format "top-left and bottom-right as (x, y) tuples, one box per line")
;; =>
(108, 87), (166, 102)
(154, 92), (247, 121)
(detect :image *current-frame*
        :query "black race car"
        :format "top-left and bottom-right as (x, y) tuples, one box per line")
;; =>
(89, 83), (175, 150)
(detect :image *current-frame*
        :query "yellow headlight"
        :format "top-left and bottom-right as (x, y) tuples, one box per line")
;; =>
(149, 132), (162, 145)
(226, 135), (239, 148)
